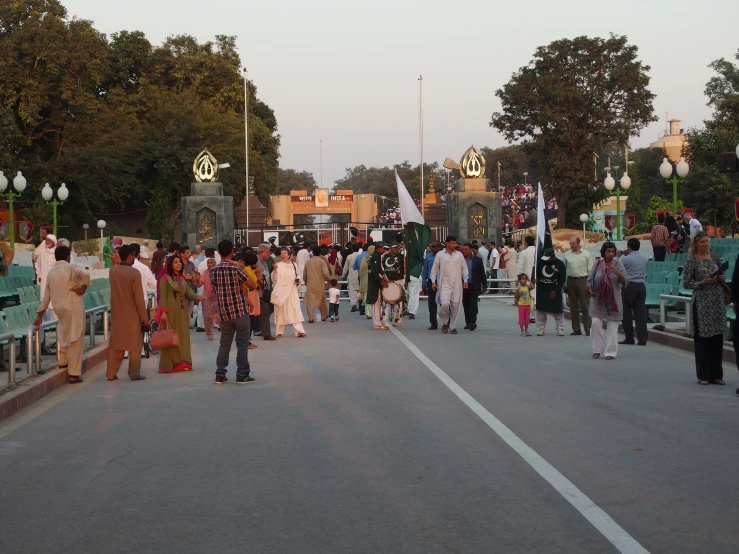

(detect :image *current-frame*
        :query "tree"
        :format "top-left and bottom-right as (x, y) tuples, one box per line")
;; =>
(490, 34), (657, 228)
(334, 161), (440, 199)
(276, 169), (316, 195)
(479, 145), (541, 189)
(681, 166), (733, 230)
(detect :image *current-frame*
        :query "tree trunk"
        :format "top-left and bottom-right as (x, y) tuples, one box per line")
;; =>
(556, 188), (570, 229)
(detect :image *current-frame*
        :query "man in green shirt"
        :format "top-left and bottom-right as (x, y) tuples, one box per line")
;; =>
(563, 236), (593, 336)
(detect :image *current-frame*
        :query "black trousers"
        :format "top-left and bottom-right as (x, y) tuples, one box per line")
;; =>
(695, 334), (724, 382)
(489, 269), (498, 294)
(462, 287), (479, 325)
(426, 280), (437, 326)
(734, 320), (739, 371)
(259, 295), (274, 338)
(622, 282), (648, 344)
(653, 245), (666, 262)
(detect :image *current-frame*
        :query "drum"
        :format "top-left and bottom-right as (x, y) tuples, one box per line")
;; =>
(382, 282), (405, 305)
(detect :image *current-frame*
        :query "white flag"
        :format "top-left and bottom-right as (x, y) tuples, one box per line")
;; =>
(395, 170), (425, 225)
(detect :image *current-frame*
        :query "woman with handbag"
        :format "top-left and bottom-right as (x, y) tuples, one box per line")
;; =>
(683, 231), (727, 385)
(271, 247), (306, 337)
(157, 255), (203, 373)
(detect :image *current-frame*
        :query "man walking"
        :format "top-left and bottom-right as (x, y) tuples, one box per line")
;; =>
(564, 237), (593, 336)
(535, 248), (567, 336)
(382, 243), (405, 326)
(210, 240), (257, 384)
(461, 243), (487, 331)
(619, 238), (649, 346)
(107, 245), (149, 381)
(421, 241), (441, 330)
(34, 245), (90, 383)
(487, 241), (499, 294)
(303, 245), (330, 323)
(431, 236), (468, 334)
(150, 241), (166, 277)
(366, 242), (388, 330)
(256, 244), (277, 340)
(650, 215), (669, 262)
(342, 243), (362, 311)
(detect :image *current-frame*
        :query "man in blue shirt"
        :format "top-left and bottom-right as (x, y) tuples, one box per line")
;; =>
(421, 241), (442, 330)
(619, 238), (649, 346)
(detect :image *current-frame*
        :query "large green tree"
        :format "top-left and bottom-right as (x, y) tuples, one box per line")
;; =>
(490, 34), (657, 228)
(0, 1), (281, 239)
(334, 161), (442, 200)
(275, 168), (317, 195)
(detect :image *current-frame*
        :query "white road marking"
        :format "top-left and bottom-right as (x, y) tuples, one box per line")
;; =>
(390, 327), (650, 554)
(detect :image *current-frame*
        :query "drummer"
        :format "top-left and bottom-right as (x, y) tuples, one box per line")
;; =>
(366, 241), (388, 331)
(382, 243), (406, 327)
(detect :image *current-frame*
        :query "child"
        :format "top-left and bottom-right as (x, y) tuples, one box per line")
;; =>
(328, 279), (340, 322)
(515, 273), (534, 336)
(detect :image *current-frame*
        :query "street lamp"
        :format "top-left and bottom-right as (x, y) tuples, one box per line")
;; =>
(523, 171), (528, 186)
(83, 223), (89, 240)
(659, 157), (689, 217)
(0, 171), (27, 248)
(41, 182), (69, 237)
(579, 213), (589, 244)
(97, 219), (106, 256)
(603, 166), (632, 241)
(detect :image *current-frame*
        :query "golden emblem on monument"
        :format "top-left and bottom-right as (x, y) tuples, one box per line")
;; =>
(459, 145), (486, 179)
(468, 203), (487, 237)
(193, 150), (219, 182)
(198, 211), (215, 243)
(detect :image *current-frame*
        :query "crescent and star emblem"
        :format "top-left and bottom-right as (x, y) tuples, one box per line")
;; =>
(542, 265), (556, 278)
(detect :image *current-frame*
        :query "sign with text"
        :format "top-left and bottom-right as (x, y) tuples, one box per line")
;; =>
(291, 194), (353, 203)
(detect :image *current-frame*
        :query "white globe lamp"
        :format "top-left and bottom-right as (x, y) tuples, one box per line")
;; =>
(659, 158), (673, 179)
(58, 183), (69, 201)
(41, 183), (53, 201)
(676, 157), (689, 179)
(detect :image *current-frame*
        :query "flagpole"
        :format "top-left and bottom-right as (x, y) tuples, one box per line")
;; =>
(418, 74), (424, 219)
(320, 139), (324, 188)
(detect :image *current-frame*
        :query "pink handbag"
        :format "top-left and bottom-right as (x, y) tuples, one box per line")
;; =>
(150, 320), (180, 350)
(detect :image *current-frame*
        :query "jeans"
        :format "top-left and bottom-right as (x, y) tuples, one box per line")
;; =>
(216, 314), (250, 378)
(329, 302), (339, 317)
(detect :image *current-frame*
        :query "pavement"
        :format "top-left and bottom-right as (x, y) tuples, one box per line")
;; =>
(1, 300), (738, 553)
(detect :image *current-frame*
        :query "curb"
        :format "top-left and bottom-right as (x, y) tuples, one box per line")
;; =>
(0, 342), (108, 423)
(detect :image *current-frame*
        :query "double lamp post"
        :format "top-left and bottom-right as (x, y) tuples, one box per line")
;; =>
(603, 163), (633, 241)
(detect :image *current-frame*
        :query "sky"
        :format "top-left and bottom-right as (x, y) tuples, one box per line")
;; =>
(64, 0), (738, 190)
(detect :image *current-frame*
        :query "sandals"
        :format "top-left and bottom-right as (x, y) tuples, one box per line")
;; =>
(450, 329), (458, 334)
(296, 332), (306, 338)
(592, 353), (600, 359)
(605, 356), (614, 360)
(248, 343), (257, 350)
(442, 324), (449, 334)
(698, 380), (710, 385)
(712, 380), (726, 385)
(68, 376), (82, 384)
(107, 375), (118, 381)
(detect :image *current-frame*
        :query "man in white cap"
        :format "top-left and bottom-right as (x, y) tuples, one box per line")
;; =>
(35, 233), (57, 302)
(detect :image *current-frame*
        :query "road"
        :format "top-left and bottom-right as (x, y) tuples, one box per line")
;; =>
(1, 300), (738, 553)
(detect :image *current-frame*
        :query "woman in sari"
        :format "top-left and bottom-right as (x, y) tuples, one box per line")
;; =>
(587, 241), (626, 360)
(271, 247), (306, 337)
(158, 255), (202, 372)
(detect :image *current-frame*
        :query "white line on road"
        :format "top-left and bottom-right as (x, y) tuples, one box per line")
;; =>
(390, 327), (650, 554)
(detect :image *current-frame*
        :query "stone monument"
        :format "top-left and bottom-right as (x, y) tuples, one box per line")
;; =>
(181, 150), (234, 249)
(445, 145), (502, 245)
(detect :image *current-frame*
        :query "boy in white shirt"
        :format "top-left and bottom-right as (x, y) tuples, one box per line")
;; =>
(328, 279), (341, 322)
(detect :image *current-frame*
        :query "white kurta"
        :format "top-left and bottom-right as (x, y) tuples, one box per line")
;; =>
(36, 248), (57, 303)
(38, 261), (91, 346)
(430, 250), (468, 329)
(271, 261), (304, 326)
(296, 249), (310, 284)
(343, 252), (360, 305)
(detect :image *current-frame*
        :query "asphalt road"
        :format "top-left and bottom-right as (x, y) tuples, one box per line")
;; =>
(1, 300), (738, 553)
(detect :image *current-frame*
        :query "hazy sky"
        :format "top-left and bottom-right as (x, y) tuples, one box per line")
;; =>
(64, 0), (738, 189)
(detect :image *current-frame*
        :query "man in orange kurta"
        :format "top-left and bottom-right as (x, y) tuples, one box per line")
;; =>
(107, 245), (149, 381)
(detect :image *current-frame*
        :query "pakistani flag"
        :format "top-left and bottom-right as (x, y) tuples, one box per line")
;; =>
(535, 182), (553, 270)
(395, 170), (431, 278)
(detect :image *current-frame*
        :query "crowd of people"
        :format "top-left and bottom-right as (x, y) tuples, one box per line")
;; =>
(501, 184), (558, 233)
(19, 215), (738, 394)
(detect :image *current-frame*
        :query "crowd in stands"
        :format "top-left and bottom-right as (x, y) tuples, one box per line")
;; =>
(501, 184), (558, 231)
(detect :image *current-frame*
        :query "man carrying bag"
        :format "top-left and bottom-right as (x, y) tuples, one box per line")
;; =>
(256, 243), (277, 341)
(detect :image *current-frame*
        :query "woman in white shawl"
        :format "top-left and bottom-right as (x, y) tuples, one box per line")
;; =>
(271, 247), (306, 338)
(36, 234), (57, 303)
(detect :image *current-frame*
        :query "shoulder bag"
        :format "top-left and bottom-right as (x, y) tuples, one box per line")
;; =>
(150, 319), (180, 350)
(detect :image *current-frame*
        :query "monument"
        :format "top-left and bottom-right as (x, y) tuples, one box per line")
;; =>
(445, 145), (502, 245)
(181, 150), (234, 249)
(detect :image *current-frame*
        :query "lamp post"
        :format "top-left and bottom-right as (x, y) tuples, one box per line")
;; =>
(243, 67), (250, 237)
(579, 213), (589, 244)
(659, 157), (689, 217)
(41, 182), (69, 237)
(97, 220), (106, 256)
(603, 166), (632, 241)
(523, 171), (528, 186)
(0, 171), (27, 249)
(83, 223), (89, 240)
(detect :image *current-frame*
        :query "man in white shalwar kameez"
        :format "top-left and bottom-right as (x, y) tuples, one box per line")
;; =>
(430, 236), (468, 333)
(35, 234), (57, 303)
(34, 245), (90, 383)
(341, 244), (362, 311)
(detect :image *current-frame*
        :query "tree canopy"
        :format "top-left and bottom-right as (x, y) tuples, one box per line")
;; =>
(490, 34), (657, 227)
(0, 0), (281, 239)
(275, 168), (317, 195)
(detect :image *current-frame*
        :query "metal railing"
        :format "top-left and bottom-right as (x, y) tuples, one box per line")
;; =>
(1, 332), (17, 385)
(322, 278), (518, 301)
(26, 306), (109, 376)
(659, 294), (692, 336)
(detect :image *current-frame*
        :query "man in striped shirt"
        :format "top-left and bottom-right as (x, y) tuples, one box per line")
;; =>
(650, 215), (669, 262)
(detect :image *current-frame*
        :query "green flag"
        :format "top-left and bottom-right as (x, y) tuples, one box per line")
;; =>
(395, 170), (431, 278)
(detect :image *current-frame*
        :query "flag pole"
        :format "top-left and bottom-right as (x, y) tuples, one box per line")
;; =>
(418, 74), (424, 219)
